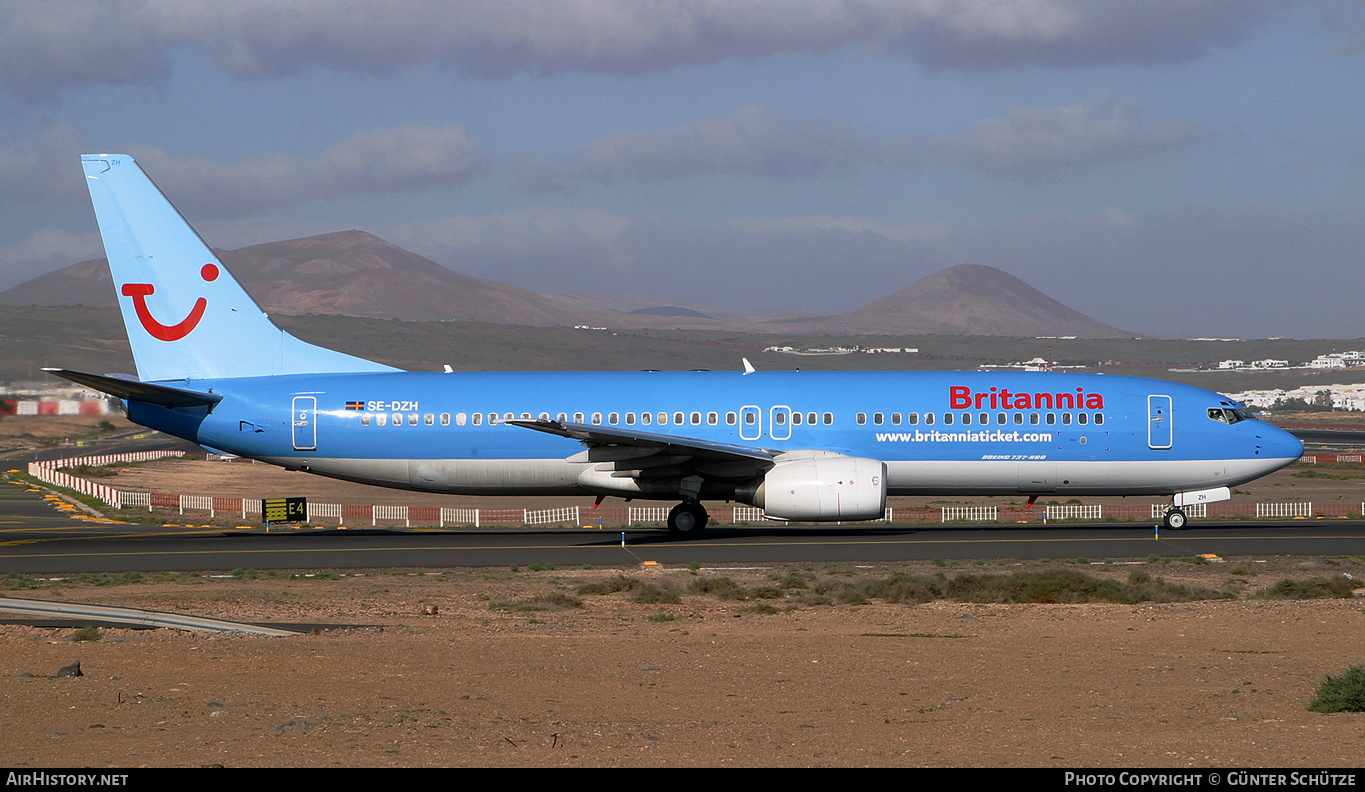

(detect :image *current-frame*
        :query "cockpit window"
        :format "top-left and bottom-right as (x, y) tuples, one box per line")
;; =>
(1208, 407), (1254, 424)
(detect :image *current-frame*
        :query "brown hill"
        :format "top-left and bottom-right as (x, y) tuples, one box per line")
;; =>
(793, 263), (1131, 338)
(0, 231), (587, 326)
(2, 232), (1128, 337)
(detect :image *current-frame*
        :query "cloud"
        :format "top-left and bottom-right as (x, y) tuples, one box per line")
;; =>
(518, 97), (1194, 188)
(516, 106), (911, 189)
(0, 0), (1281, 100)
(128, 125), (490, 216)
(0, 125), (89, 203)
(0, 227), (101, 293)
(0, 124), (489, 214)
(938, 96), (1201, 179)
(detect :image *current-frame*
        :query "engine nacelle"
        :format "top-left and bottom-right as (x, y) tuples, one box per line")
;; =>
(749, 453), (887, 522)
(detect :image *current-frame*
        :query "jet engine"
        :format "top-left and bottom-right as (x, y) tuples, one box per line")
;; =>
(744, 452), (887, 522)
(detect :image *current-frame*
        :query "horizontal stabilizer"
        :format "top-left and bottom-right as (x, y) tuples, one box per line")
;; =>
(43, 368), (222, 409)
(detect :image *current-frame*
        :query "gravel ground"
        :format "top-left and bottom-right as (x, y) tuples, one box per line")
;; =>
(1, 560), (1363, 768)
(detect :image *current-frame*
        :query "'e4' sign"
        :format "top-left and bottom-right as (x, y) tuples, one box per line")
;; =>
(262, 497), (307, 525)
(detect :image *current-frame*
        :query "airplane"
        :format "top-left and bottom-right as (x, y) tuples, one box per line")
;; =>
(49, 153), (1304, 536)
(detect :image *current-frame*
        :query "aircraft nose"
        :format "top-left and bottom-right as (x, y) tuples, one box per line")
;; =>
(1257, 422), (1304, 461)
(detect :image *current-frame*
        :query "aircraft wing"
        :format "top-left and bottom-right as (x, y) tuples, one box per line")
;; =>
(509, 419), (774, 462)
(43, 368), (222, 409)
(508, 419), (775, 483)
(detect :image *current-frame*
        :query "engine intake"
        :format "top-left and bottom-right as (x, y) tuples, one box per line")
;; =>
(747, 453), (887, 522)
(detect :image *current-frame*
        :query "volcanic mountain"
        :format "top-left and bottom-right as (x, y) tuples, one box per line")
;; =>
(796, 263), (1131, 338)
(2, 232), (1130, 337)
(0, 230), (587, 326)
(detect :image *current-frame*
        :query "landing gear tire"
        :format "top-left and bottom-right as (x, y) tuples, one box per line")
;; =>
(1163, 508), (1188, 530)
(667, 502), (709, 537)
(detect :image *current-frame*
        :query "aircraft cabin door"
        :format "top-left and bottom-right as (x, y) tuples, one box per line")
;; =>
(292, 396), (317, 451)
(1147, 395), (1172, 450)
(739, 405), (762, 441)
(769, 405), (792, 440)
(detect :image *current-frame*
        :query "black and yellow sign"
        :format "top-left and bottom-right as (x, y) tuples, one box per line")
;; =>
(262, 497), (307, 524)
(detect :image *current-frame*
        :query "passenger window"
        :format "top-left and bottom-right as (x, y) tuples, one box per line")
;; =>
(1078, 413), (1088, 425)
(642, 412), (652, 425)
(809, 412), (818, 425)
(823, 412), (833, 425)
(591, 412), (602, 425)
(425, 414), (434, 426)
(944, 413), (954, 425)
(691, 412), (701, 425)
(1013, 413), (1023, 425)
(1062, 413), (1072, 425)
(873, 412), (883, 425)
(455, 413), (465, 426)
(1030, 413), (1039, 425)
(961, 413), (971, 425)
(891, 412), (901, 425)
(775, 412), (787, 425)
(707, 412), (718, 425)
(573, 412), (585, 423)
(394, 413), (404, 426)
(377, 413), (387, 426)
(1095, 413), (1104, 426)
(556, 412), (567, 422)
(1045, 413), (1055, 425)
(980, 412), (989, 425)
(675, 412), (685, 425)
(361, 414), (371, 426)
(472, 413), (481, 426)
(745, 412), (756, 425)
(792, 412), (803, 425)
(609, 412), (619, 425)
(997, 413), (1007, 425)
(539, 412), (550, 421)
(625, 412), (635, 425)
(925, 413), (935, 425)
(856, 413), (867, 425)
(520, 412), (530, 420)
(440, 413), (451, 426)
(504, 412), (515, 422)
(908, 412), (919, 425)
(659, 412), (669, 425)
(727, 412), (737, 425)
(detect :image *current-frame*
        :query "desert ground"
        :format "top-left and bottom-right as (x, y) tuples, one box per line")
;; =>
(1, 414), (1363, 768)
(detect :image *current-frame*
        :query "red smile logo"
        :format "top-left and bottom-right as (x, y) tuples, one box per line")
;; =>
(121, 263), (219, 342)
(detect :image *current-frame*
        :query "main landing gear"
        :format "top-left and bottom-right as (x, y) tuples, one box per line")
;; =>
(1162, 508), (1188, 530)
(667, 501), (709, 537)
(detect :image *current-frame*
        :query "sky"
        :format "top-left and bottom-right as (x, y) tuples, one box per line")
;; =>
(0, 0), (1362, 339)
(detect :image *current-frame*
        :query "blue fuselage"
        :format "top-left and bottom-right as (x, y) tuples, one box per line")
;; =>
(127, 369), (1303, 500)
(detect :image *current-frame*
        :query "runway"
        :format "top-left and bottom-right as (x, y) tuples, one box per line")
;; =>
(3, 502), (1364, 576)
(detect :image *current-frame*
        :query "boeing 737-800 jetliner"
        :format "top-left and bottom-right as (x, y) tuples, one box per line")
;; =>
(50, 154), (1303, 535)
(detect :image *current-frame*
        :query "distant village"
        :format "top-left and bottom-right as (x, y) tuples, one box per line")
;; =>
(1198, 350), (1365, 412)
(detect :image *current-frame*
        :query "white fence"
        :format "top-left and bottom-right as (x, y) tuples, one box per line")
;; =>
(1256, 501), (1313, 518)
(20, 450), (1358, 529)
(1044, 504), (1103, 521)
(942, 506), (998, 522)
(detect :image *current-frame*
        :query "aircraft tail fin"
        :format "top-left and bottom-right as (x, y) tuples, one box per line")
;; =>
(80, 154), (398, 382)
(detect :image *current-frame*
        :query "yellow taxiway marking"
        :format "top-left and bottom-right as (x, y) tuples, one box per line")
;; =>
(0, 526), (233, 548)
(1, 532), (1360, 561)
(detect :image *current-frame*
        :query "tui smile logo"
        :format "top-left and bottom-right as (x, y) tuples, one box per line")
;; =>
(121, 263), (219, 341)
